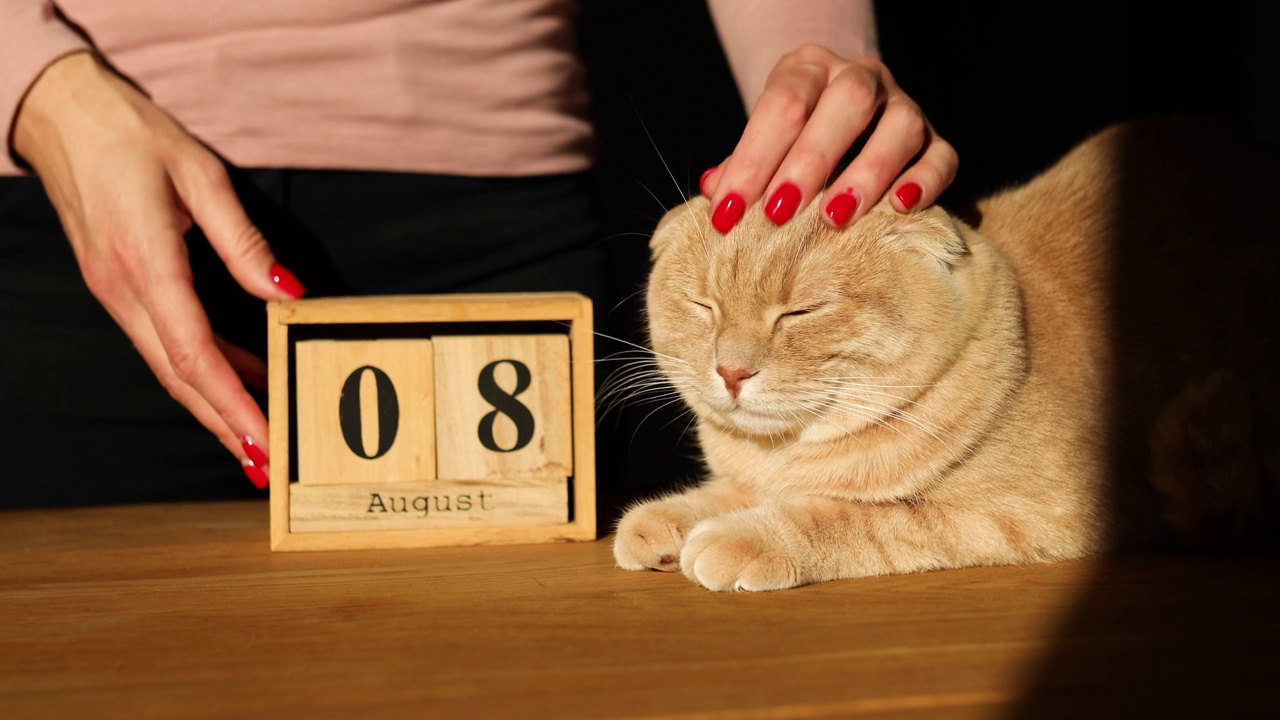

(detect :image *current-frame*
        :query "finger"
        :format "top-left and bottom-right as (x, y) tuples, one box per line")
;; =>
(216, 335), (269, 394)
(888, 132), (959, 213)
(128, 307), (270, 488)
(709, 59), (829, 233)
(135, 240), (272, 467)
(107, 292), (246, 458)
(820, 95), (929, 228)
(169, 151), (306, 300)
(699, 164), (723, 198)
(758, 62), (891, 228)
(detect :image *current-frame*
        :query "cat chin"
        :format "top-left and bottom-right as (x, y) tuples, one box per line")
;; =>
(708, 405), (804, 437)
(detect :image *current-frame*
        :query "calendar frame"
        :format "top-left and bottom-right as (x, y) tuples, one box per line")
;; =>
(266, 293), (596, 551)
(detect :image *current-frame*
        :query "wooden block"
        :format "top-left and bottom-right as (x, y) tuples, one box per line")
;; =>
(268, 292), (597, 552)
(295, 339), (436, 486)
(288, 477), (568, 533)
(432, 335), (573, 481)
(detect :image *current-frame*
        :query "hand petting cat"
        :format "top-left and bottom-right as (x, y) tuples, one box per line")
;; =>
(702, 0), (958, 233)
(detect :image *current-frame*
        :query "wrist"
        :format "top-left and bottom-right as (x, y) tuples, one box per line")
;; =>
(13, 51), (103, 167)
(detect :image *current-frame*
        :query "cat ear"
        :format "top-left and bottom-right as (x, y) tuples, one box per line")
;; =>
(883, 206), (968, 267)
(650, 197), (709, 260)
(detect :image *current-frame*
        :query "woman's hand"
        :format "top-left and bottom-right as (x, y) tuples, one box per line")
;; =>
(701, 44), (958, 232)
(12, 51), (303, 487)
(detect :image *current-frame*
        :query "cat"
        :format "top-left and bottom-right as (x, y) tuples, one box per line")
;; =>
(612, 116), (1280, 591)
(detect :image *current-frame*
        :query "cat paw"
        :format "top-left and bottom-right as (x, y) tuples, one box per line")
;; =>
(612, 499), (701, 572)
(680, 513), (805, 592)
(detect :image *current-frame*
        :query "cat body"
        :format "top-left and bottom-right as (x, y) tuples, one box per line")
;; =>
(613, 117), (1280, 591)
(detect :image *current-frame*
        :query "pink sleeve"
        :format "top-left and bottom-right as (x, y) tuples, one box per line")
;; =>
(1, 1), (92, 169)
(706, 0), (879, 112)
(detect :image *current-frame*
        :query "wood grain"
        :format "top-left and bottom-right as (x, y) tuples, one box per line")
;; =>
(295, 339), (437, 486)
(267, 293), (596, 550)
(433, 334), (572, 481)
(274, 292), (591, 325)
(1, 501), (1277, 720)
(289, 476), (568, 532)
(267, 301), (290, 549)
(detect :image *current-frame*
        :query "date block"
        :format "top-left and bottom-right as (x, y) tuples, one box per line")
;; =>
(267, 293), (596, 551)
(294, 339), (436, 486)
(433, 335), (572, 481)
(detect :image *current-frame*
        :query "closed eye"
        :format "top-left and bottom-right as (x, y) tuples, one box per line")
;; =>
(688, 297), (714, 319)
(780, 304), (827, 319)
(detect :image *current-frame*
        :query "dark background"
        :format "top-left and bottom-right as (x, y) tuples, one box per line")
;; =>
(577, 0), (1280, 508)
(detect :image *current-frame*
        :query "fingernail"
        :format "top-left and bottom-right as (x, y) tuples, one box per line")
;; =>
(241, 434), (268, 467)
(269, 263), (306, 299)
(824, 189), (858, 227)
(699, 167), (715, 197)
(764, 183), (802, 225)
(896, 182), (922, 211)
(711, 193), (745, 234)
(242, 459), (269, 489)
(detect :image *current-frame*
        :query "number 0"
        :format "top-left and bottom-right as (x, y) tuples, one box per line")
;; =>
(339, 366), (400, 459)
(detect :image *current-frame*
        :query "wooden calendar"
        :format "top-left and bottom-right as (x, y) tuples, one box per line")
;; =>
(266, 293), (596, 551)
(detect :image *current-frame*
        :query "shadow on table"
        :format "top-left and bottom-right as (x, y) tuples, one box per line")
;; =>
(997, 115), (1280, 720)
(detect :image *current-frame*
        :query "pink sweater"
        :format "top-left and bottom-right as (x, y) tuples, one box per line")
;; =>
(0, 0), (596, 177)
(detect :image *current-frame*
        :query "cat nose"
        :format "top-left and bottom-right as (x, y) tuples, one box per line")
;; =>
(716, 364), (755, 399)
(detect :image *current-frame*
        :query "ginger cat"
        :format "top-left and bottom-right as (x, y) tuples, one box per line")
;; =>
(613, 117), (1280, 591)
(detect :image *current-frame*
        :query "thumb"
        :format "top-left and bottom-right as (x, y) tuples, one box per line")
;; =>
(172, 154), (306, 301)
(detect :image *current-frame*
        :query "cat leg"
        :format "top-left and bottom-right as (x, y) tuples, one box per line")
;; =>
(612, 480), (754, 572)
(680, 495), (1073, 591)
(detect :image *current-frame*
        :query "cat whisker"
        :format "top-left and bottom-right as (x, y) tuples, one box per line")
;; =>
(635, 180), (669, 220)
(823, 385), (938, 415)
(796, 389), (930, 441)
(599, 231), (654, 242)
(590, 330), (690, 366)
(674, 412), (699, 447)
(594, 355), (688, 419)
(596, 371), (683, 407)
(796, 390), (913, 442)
(632, 395), (698, 443)
(821, 388), (954, 435)
(820, 377), (939, 390)
(607, 286), (650, 318)
(817, 390), (957, 450)
(630, 99), (688, 207)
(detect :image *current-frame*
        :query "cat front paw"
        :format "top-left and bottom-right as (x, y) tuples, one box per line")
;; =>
(613, 498), (702, 572)
(680, 511), (805, 592)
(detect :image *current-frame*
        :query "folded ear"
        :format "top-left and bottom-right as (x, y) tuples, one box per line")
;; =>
(650, 197), (709, 260)
(882, 205), (968, 267)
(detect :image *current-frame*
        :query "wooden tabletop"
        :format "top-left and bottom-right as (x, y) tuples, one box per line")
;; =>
(2, 500), (1277, 720)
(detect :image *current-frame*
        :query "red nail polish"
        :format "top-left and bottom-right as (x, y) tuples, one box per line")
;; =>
(241, 434), (268, 467)
(896, 182), (922, 211)
(711, 193), (745, 234)
(269, 263), (306, 299)
(764, 183), (802, 225)
(242, 459), (269, 489)
(699, 167), (715, 197)
(824, 190), (858, 227)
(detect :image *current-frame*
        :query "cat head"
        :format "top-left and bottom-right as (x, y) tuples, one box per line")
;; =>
(645, 193), (974, 438)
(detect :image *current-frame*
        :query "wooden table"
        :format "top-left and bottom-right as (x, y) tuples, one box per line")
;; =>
(2, 500), (1277, 719)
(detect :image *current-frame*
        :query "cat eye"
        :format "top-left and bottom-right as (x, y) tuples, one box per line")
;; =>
(779, 304), (826, 320)
(687, 298), (715, 319)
